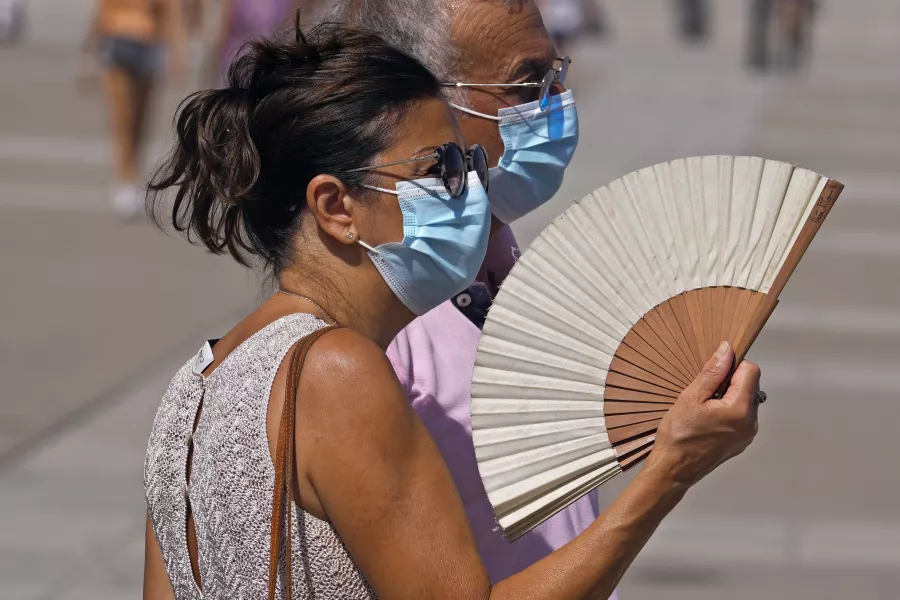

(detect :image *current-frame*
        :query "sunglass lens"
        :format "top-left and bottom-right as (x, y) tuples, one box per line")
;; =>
(471, 145), (489, 192)
(442, 143), (466, 197)
(539, 70), (556, 111)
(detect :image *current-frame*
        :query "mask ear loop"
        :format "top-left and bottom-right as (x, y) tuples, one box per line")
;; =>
(357, 239), (378, 253)
(356, 185), (400, 253)
(362, 184), (399, 195)
(449, 103), (501, 121)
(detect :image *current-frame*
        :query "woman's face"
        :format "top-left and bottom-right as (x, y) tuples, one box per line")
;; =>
(354, 97), (468, 247)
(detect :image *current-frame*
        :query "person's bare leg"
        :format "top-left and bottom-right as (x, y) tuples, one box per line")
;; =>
(103, 67), (138, 184)
(103, 67), (146, 216)
(131, 75), (155, 179)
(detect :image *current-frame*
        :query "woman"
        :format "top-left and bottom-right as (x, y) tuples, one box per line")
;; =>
(81, 0), (188, 217)
(143, 22), (762, 600)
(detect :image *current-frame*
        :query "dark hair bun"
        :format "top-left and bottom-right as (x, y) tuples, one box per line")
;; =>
(148, 23), (441, 272)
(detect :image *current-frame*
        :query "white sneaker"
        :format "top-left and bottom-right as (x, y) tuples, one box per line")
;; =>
(110, 183), (142, 219)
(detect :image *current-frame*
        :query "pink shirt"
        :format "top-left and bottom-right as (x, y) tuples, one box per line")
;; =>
(388, 229), (617, 597)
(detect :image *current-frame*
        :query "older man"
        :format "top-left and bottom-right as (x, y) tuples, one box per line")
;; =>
(328, 0), (607, 588)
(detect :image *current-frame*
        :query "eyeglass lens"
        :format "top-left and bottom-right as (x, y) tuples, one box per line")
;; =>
(470, 146), (490, 193)
(440, 143), (466, 198)
(539, 57), (571, 111)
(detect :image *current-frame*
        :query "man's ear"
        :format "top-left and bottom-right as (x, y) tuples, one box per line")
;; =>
(306, 174), (361, 245)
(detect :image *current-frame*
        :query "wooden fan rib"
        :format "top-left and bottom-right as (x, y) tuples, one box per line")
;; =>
(641, 311), (697, 381)
(605, 371), (679, 398)
(683, 289), (707, 367)
(605, 412), (666, 430)
(732, 291), (765, 351)
(613, 433), (656, 459)
(609, 356), (683, 393)
(699, 287), (715, 362)
(653, 300), (701, 375)
(621, 329), (692, 388)
(630, 319), (694, 384)
(719, 287), (739, 350)
(603, 401), (673, 415)
(608, 420), (660, 445)
(620, 446), (653, 471)
(710, 287), (727, 363)
(726, 288), (753, 348)
(670, 292), (705, 371)
(603, 387), (676, 405)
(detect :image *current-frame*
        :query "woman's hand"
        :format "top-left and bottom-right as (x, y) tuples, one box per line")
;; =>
(647, 341), (761, 489)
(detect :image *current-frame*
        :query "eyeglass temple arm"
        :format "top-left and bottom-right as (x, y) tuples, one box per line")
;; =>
(441, 82), (542, 88)
(344, 152), (439, 173)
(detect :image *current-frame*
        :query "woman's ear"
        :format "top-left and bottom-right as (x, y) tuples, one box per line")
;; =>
(306, 174), (361, 245)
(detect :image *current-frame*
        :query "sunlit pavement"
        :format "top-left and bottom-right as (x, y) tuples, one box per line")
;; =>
(1, 1), (898, 598)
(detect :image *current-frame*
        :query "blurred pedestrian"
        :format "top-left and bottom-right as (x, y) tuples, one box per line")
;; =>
(582, 0), (609, 40)
(748, 0), (815, 71)
(779, 0), (816, 70)
(678, 0), (710, 42)
(747, 0), (772, 70)
(0, 0), (24, 44)
(81, 0), (188, 217)
(539, 0), (585, 54)
(207, 0), (323, 85)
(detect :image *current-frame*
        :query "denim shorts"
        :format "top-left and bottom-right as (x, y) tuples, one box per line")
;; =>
(99, 35), (163, 79)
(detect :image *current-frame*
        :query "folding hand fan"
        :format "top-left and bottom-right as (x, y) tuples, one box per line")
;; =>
(471, 156), (843, 540)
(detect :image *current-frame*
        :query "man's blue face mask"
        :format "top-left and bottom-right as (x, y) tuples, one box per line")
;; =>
(451, 90), (579, 224)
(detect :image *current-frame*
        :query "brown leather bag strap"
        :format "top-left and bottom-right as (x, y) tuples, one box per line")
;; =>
(268, 325), (342, 600)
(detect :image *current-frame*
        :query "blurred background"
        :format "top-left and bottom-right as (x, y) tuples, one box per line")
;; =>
(0, 0), (898, 598)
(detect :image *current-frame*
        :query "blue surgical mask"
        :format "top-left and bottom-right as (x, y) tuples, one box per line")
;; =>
(451, 90), (579, 224)
(359, 171), (491, 316)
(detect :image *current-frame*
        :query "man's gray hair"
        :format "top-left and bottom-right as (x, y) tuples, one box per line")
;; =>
(324, 0), (460, 83)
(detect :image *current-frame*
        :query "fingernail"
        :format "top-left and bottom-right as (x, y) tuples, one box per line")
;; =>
(715, 341), (730, 363)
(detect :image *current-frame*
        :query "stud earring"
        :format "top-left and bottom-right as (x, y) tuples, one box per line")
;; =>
(346, 232), (354, 240)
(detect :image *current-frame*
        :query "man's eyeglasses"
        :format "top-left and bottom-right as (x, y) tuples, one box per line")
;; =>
(442, 56), (571, 111)
(346, 143), (489, 198)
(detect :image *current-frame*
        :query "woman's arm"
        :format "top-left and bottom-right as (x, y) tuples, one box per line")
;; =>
(299, 331), (759, 599)
(143, 513), (175, 600)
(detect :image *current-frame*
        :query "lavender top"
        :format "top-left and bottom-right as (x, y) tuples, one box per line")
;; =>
(388, 228), (618, 597)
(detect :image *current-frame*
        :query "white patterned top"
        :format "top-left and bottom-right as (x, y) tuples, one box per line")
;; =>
(144, 313), (376, 599)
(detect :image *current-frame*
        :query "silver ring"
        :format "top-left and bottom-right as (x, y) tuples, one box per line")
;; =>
(756, 390), (767, 404)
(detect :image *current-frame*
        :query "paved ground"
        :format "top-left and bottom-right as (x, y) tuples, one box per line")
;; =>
(1, 0), (898, 598)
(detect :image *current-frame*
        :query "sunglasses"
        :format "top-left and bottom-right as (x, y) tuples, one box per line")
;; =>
(443, 56), (571, 111)
(347, 142), (489, 198)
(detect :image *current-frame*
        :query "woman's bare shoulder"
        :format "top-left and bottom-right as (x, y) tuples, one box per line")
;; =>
(300, 328), (407, 414)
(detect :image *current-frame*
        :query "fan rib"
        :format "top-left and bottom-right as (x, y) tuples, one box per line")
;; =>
(631, 319), (694, 384)
(604, 401), (674, 415)
(608, 420), (660, 445)
(606, 412), (666, 430)
(641, 311), (698, 380)
(605, 371), (680, 397)
(720, 287), (740, 348)
(683, 290), (708, 366)
(620, 446), (653, 471)
(670, 293), (705, 370)
(603, 388), (676, 405)
(619, 332), (691, 388)
(613, 434), (657, 459)
(608, 356), (683, 393)
(654, 301), (701, 375)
